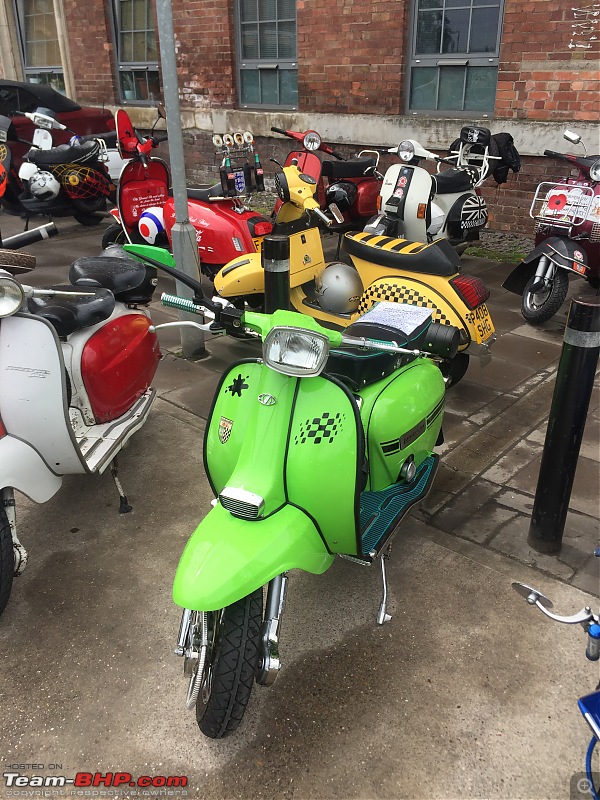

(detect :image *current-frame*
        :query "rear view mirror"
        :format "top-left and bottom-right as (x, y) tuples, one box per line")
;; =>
(564, 130), (581, 145)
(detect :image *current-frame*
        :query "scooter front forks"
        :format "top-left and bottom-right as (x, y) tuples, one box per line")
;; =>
(256, 573), (288, 686)
(529, 255), (554, 294)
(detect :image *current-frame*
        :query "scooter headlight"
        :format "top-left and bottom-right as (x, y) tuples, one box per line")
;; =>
(263, 326), (330, 377)
(590, 159), (600, 182)
(0, 273), (24, 317)
(398, 140), (415, 162)
(274, 171), (290, 202)
(303, 130), (322, 151)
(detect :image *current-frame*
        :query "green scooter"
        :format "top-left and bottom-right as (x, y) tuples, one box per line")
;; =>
(125, 243), (460, 740)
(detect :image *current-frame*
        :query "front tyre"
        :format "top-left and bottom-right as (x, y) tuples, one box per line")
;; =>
(0, 508), (14, 617)
(522, 269), (569, 324)
(196, 588), (263, 739)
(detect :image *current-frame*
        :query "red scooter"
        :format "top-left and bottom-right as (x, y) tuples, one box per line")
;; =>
(103, 110), (274, 279)
(270, 126), (383, 238)
(503, 129), (600, 324)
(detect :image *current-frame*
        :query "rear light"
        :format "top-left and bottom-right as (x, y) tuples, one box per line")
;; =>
(246, 216), (273, 238)
(253, 221), (273, 237)
(0, 416), (6, 438)
(450, 275), (490, 310)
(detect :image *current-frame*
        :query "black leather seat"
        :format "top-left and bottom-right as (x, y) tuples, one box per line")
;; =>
(69, 255), (157, 305)
(321, 157), (377, 180)
(27, 286), (115, 338)
(432, 168), (475, 194)
(27, 139), (102, 166)
(187, 183), (226, 201)
(343, 231), (460, 277)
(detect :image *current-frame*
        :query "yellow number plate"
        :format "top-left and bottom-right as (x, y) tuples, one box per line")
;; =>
(253, 238), (263, 252)
(469, 303), (494, 344)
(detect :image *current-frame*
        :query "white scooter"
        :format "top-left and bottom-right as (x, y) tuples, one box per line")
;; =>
(366, 126), (505, 252)
(0, 246), (161, 616)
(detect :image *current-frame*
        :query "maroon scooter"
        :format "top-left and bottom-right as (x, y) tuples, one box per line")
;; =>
(503, 129), (600, 324)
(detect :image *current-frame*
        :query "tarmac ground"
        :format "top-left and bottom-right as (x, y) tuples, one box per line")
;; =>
(0, 213), (598, 800)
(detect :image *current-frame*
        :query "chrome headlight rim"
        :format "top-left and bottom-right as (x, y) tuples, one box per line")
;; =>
(398, 140), (415, 162)
(263, 325), (331, 377)
(303, 130), (322, 152)
(589, 159), (600, 182)
(0, 273), (24, 318)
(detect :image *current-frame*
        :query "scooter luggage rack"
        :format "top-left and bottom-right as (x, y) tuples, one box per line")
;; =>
(531, 181), (594, 232)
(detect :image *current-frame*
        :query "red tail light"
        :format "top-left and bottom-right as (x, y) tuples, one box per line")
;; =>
(252, 221), (273, 237)
(450, 275), (490, 310)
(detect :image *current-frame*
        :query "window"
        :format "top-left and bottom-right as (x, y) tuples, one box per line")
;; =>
(14, 0), (65, 92)
(408, 0), (505, 115)
(113, 0), (160, 103)
(237, 0), (298, 109)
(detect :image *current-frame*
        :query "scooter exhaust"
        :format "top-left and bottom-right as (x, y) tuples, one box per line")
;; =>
(2, 222), (58, 250)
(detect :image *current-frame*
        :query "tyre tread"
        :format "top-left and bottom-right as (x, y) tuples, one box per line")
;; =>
(0, 508), (14, 617)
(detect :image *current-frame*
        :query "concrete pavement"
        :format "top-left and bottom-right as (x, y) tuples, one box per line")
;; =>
(0, 214), (598, 800)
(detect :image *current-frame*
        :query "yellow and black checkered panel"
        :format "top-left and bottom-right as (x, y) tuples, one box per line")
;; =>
(357, 281), (452, 326)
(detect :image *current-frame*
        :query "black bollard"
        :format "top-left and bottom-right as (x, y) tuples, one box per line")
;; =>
(528, 296), (600, 554)
(262, 235), (290, 313)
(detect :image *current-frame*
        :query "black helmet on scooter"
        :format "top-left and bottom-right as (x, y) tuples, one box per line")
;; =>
(325, 181), (357, 213)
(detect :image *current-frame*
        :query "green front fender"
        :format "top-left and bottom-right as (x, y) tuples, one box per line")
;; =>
(172, 503), (334, 611)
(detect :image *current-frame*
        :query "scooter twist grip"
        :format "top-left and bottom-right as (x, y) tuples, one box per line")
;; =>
(160, 293), (204, 315)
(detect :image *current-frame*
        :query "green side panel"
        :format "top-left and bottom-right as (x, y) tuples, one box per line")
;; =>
(172, 503), (334, 611)
(359, 359), (445, 491)
(286, 375), (361, 555)
(123, 243), (176, 268)
(206, 361), (296, 516)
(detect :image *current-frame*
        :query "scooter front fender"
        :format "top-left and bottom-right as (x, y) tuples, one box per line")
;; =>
(172, 503), (334, 611)
(503, 237), (587, 294)
(0, 436), (62, 502)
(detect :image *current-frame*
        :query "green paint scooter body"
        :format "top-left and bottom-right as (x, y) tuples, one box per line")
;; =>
(173, 338), (445, 611)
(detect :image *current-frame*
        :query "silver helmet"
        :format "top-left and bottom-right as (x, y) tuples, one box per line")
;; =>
(315, 262), (363, 314)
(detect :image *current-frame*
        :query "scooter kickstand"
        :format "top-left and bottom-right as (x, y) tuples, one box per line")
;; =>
(110, 457), (132, 513)
(377, 545), (393, 625)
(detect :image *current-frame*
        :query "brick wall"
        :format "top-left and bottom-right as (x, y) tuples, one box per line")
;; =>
(63, 0), (116, 104)
(497, 0), (600, 120)
(172, 0), (236, 109)
(297, 0), (407, 114)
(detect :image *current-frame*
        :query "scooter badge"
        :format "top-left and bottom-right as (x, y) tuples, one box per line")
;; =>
(218, 417), (233, 444)
(258, 393), (277, 406)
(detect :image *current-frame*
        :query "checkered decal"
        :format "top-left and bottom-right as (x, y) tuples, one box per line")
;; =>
(357, 283), (451, 325)
(294, 412), (345, 445)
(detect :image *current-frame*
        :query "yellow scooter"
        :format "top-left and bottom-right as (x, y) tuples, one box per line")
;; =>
(214, 161), (495, 384)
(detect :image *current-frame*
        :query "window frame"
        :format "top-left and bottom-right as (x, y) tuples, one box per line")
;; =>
(405, 0), (506, 118)
(111, 0), (160, 105)
(235, 0), (298, 110)
(13, 0), (65, 91)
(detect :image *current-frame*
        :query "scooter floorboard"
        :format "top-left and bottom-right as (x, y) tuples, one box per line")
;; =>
(359, 454), (438, 556)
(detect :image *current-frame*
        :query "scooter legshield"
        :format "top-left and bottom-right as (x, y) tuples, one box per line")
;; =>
(172, 502), (333, 611)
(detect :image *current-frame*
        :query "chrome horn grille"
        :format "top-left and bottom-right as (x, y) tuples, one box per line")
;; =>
(219, 487), (265, 519)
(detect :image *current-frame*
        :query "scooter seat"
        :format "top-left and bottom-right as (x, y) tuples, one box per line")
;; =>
(321, 157), (378, 180)
(69, 255), (158, 305)
(27, 286), (115, 338)
(187, 183), (226, 201)
(343, 231), (460, 276)
(27, 140), (102, 166)
(432, 168), (475, 194)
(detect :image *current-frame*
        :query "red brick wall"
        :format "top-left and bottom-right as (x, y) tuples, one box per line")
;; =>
(173, 0), (236, 108)
(496, 0), (600, 121)
(297, 0), (408, 114)
(63, 0), (117, 104)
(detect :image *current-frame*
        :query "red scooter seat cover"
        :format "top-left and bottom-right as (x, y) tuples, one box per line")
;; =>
(81, 313), (160, 423)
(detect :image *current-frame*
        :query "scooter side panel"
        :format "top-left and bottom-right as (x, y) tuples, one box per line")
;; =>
(0, 436), (62, 502)
(205, 361), (293, 516)
(286, 374), (362, 555)
(0, 315), (86, 474)
(359, 359), (445, 492)
(172, 501), (334, 611)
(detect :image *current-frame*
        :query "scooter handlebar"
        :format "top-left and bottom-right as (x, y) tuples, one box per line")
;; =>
(271, 126), (291, 137)
(311, 207), (333, 227)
